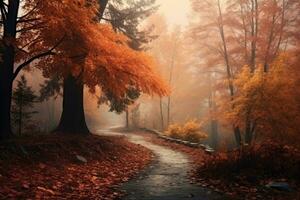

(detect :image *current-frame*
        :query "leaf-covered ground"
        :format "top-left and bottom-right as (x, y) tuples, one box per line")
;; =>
(138, 131), (300, 200)
(0, 134), (153, 199)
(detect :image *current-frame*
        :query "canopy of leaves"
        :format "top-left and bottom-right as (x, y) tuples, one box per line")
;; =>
(25, 0), (169, 100)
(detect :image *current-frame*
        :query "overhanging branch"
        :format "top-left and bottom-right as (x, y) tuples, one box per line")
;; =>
(13, 34), (65, 80)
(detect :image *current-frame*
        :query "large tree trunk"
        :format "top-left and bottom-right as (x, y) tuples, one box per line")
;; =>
(0, 70), (13, 139)
(55, 0), (108, 134)
(0, 0), (20, 139)
(56, 74), (90, 134)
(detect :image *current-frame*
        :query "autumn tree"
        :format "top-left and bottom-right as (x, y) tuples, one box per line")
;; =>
(230, 55), (300, 143)
(35, 0), (168, 134)
(38, 0), (160, 133)
(190, 0), (242, 146)
(137, 14), (208, 131)
(190, 0), (300, 146)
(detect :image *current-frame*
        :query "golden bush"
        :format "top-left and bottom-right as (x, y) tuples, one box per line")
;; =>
(165, 123), (184, 139)
(165, 120), (207, 142)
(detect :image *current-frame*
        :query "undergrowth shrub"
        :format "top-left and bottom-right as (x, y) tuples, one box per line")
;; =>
(165, 123), (183, 139)
(197, 141), (300, 182)
(165, 120), (207, 143)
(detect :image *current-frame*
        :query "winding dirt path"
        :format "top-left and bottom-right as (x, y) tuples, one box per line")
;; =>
(99, 129), (223, 200)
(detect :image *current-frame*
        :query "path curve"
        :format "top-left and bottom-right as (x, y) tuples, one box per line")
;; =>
(98, 129), (222, 200)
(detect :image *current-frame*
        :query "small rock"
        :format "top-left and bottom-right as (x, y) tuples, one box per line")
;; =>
(266, 182), (292, 192)
(37, 186), (55, 195)
(187, 193), (194, 198)
(205, 148), (215, 154)
(38, 163), (46, 169)
(22, 183), (30, 189)
(76, 155), (87, 163)
(20, 146), (29, 156)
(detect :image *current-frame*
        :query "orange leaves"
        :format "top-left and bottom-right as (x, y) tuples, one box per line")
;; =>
(0, 135), (153, 199)
(33, 0), (168, 99)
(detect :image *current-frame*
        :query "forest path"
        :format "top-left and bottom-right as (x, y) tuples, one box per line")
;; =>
(98, 129), (223, 200)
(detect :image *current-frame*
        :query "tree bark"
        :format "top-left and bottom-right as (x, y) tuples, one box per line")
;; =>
(97, 0), (108, 20)
(0, 72), (13, 139)
(55, 0), (109, 134)
(0, 0), (20, 139)
(55, 74), (90, 134)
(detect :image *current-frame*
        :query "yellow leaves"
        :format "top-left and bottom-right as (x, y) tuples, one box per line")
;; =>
(165, 120), (208, 142)
(222, 53), (300, 139)
(165, 123), (183, 139)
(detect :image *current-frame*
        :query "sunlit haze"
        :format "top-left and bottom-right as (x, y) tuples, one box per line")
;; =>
(156, 0), (191, 28)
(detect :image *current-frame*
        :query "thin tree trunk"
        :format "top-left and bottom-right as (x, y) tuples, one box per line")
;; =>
(217, 0), (242, 147)
(208, 74), (218, 149)
(274, 0), (286, 59)
(56, 74), (90, 134)
(167, 38), (177, 127)
(167, 97), (171, 127)
(211, 120), (218, 149)
(159, 98), (164, 130)
(208, 73), (219, 149)
(0, 0), (20, 139)
(245, 0), (259, 143)
(264, 3), (276, 72)
(239, 2), (249, 63)
(125, 109), (129, 129)
(244, 118), (252, 144)
(250, 0), (258, 72)
(18, 94), (23, 135)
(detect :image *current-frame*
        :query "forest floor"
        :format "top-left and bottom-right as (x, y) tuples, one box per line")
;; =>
(1, 129), (298, 200)
(0, 133), (152, 199)
(136, 130), (300, 200)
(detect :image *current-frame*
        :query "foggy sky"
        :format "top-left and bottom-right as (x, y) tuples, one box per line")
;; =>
(156, 0), (191, 28)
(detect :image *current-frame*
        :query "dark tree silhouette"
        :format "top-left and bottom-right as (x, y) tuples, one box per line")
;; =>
(11, 76), (38, 135)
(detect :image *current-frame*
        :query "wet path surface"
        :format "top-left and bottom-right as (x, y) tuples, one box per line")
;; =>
(98, 129), (223, 200)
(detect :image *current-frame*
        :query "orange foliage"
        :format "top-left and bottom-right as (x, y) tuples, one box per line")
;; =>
(25, 0), (169, 98)
(0, 135), (152, 199)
